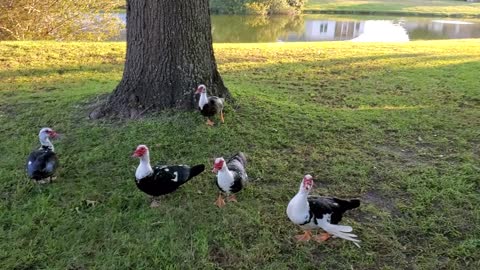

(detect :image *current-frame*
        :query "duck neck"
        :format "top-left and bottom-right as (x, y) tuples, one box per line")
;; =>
(295, 189), (309, 200)
(218, 163), (233, 180)
(291, 186), (310, 208)
(217, 163), (234, 191)
(136, 153), (153, 180)
(39, 136), (54, 151)
(220, 163), (231, 173)
(199, 92), (208, 109)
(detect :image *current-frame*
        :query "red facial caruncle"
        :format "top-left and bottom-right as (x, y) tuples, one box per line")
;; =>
(212, 158), (224, 173)
(195, 84), (206, 94)
(132, 145), (148, 157)
(46, 129), (59, 139)
(303, 174), (314, 190)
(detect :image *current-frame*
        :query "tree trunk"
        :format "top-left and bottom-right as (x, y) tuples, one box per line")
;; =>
(93, 0), (230, 119)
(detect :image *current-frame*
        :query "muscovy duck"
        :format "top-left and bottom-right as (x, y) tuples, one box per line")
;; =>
(212, 152), (248, 207)
(26, 127), (59, 183)
(286, 174), (361, 247)
(195, 84), (224, 126)
(132, 145), (205, 207)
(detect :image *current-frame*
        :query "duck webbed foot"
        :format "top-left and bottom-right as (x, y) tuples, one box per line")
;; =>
(220, 111), (224, 123)
(214, 194), (226, 208)
(227, 194), (237, 202)
(149, 197), (161, 208)
(207, 119), (215, 126)
(294, 230), (312, 242)
(313, 232), (331, 243)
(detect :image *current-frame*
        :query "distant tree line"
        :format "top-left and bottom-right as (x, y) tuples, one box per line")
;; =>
(210, 0), (308, 15)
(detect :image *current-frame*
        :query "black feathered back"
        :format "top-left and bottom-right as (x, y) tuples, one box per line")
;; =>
(135, 164), (205, 197)
(308, 196), (360, 224)
(26, 147), (58, 180)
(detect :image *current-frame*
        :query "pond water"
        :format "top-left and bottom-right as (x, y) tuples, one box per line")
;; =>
(115, 14), (480, 42)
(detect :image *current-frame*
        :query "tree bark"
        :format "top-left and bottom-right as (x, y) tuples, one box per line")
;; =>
(93, 0), (230, 119)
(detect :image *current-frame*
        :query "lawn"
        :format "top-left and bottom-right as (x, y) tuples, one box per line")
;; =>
(305, 0), (480, 17)
(0, 40), (479, 269)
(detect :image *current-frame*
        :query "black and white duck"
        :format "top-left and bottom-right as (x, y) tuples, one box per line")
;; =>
(286, 174), (361, 247)
(132, 144), (205, 207)
(212, 152), (248, 207)
(26, 127), (59, 184)
(195, 84), (224, 126)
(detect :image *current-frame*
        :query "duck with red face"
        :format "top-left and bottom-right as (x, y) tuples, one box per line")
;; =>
(26, 127), (60, 183)
(195, 84), (225, 126)
(286, 174), (361, 247)
(132, 144), (205, 207)
(212, 152), (248, 208)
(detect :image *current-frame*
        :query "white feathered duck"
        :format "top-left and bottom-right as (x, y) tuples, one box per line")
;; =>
(26, 127), (60, 184)
(286, 174), (361, 247)
(195, 84), (224, 126)
(212, 152), (248, 207)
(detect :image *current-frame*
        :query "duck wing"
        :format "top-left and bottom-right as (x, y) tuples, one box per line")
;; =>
(308, 196), (360, 224)
(200, 96), (224, 116)
(208, 96), (224, 110)
(308, 196), (361, 246)
(227, 153), (247, 180)
(26, 148), (58, 180)
(226, 153), (248, 192)
(137, 164), (205, 195)
(154, 164), (205, 184)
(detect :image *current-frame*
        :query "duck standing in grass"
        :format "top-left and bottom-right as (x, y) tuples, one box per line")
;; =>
(286, 174), (361, 247)
(212, 152), (248, 207)
(26, 127), (59, 184)
(195, 84), (224, 126)
(132, 144), (205, 207)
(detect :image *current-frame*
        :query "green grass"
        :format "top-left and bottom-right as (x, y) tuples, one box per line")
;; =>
(1, 40), (480, 269)
(305, 0), (480, 17)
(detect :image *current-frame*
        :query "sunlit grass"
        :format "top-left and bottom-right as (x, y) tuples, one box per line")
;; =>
(0, 40), (479, 269)
(306, 0), (480, 17)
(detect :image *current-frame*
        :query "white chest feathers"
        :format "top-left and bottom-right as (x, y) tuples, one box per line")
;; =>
(135, 159), (153, 180)
(217, 169), (234, 192)
(286, 193), (310, 225)
(199, 92), (208, 110)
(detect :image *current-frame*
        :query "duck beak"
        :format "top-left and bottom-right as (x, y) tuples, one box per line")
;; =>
(212, 167), (219, 173)
(49, 131), (59, 139)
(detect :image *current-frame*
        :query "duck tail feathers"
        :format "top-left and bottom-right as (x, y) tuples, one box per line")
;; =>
(321, 222), (361, 248)
(189, 164), (205, 179)
(334, 198), (361, 211)
(234, 152), (247, 167)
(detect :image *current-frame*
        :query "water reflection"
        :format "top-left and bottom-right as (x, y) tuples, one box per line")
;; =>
(211, 16), (303, 42)
(276, 17), (480, 42)
(352, 21), (409, 42)
(114, 14), (480, 42)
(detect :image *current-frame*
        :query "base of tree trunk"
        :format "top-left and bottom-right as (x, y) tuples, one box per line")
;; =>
(89, 79), (232, 120)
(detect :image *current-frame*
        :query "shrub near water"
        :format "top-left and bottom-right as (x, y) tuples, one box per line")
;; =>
(0, 0), (124, 41)
(210, 0), (307, 14)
